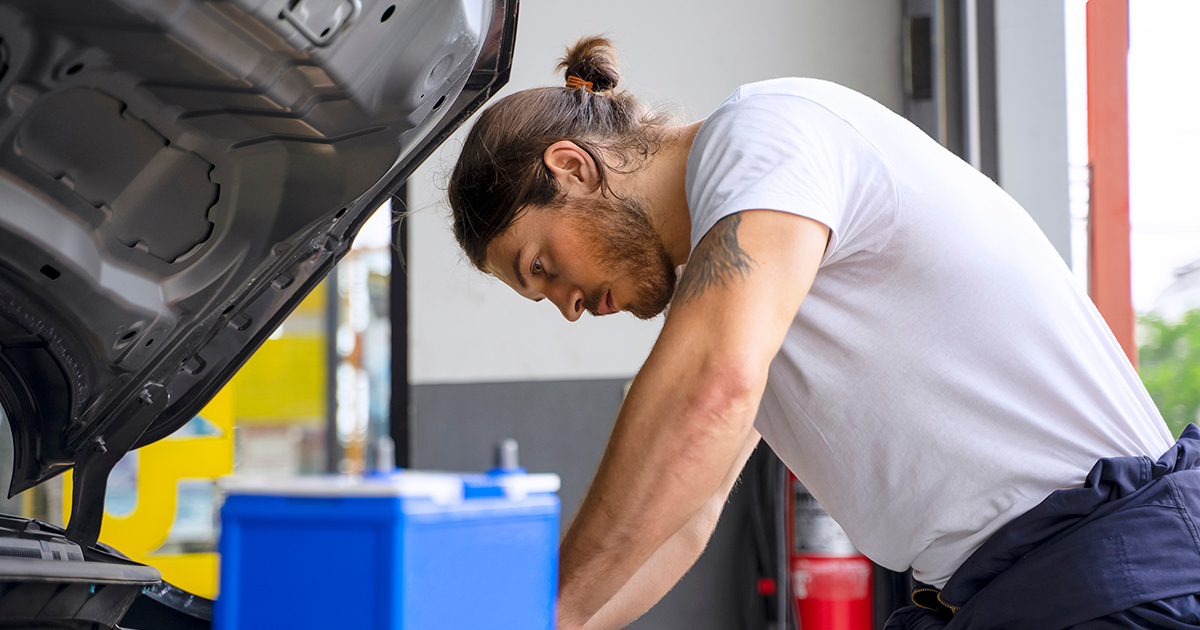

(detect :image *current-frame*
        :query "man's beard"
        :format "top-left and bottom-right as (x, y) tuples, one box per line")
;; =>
(563, 195), (677, 320)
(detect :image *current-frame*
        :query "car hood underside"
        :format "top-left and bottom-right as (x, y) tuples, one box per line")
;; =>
(0, 1), (515, 621)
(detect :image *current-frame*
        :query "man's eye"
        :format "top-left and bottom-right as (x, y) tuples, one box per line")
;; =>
(532, 259), (544, 274)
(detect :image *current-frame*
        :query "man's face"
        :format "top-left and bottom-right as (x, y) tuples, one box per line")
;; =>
(485, 194), (677, 321)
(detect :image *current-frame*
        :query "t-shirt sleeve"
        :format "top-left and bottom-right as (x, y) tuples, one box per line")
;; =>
(685, 89), (897, 265)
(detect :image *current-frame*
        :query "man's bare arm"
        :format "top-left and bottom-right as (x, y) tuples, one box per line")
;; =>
(582, 430), (761, 630)
(556, 210), (829, 628)
(673, 213), (758, 304)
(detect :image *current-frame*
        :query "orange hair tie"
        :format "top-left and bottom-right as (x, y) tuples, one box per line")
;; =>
(565, 75), (594, 92)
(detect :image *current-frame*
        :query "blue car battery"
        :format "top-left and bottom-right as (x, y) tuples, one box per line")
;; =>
(213, 468), (560, 630)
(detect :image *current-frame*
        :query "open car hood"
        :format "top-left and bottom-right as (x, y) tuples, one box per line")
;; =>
(0, 0), (516, 548)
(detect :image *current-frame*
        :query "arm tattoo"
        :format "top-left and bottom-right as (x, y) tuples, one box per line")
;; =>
(675, 213), (757, 305)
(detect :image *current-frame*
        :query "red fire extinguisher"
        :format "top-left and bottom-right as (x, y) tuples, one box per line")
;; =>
(788, 473), (873, 629)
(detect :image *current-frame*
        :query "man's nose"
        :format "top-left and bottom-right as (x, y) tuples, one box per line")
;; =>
(549, 284), (585, 322)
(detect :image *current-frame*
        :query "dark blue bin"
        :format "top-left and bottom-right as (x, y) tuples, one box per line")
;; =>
(214, 470), (560, 630)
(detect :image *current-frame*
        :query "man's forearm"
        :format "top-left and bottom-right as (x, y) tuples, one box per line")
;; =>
(555, 358), (762, 628)
(581, 431), (762, 630)
(581, 497), (720, 630)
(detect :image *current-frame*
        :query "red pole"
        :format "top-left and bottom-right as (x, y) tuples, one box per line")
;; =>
(1087, 0), (1137, 369)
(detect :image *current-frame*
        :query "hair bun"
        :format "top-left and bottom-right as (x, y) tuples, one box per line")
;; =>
(558, 35), (621, 92)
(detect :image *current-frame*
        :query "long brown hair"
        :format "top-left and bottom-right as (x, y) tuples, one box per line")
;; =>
(448, 36), (670, 269)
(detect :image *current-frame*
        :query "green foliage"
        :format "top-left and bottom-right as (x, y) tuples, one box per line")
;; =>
(1139, 309), (1200, 438)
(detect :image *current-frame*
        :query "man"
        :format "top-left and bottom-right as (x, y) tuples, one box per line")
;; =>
(448, 37), (1200, 629)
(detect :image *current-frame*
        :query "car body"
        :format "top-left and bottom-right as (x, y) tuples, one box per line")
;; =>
(0, 0), (516, 626)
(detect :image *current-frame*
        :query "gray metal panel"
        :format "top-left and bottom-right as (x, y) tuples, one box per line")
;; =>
(994, 0), (1071, 263)
(902, 0), (967, 157)
(412, 379), (749, 630)
(412, 379), (628, 519)
(0, 407), (20, 515)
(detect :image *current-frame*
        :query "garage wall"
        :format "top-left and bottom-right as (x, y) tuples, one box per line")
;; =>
(403, 2), (903, 628)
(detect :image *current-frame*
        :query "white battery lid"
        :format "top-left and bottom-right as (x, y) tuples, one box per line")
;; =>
(219, 471), (560, 505)
(219, 472), (465, 504)
(489, 473), (561, 500)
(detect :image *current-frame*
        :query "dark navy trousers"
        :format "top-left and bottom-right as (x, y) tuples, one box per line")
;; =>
(885, 424), (1200, 630)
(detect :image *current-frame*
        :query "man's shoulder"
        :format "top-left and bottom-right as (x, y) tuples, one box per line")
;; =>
(692, 78), (872, 164)
(730, 77), (839, 98)
(715, 78), (865, 115)
(699, 78), (877, 146)
(708, 78), (814, 123)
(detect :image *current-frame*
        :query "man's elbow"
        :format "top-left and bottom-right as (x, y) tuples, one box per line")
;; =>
(695, 357), (765, 420)
(679, 359), (764, 444)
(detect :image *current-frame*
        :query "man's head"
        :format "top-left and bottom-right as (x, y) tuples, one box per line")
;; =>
(483, 188), (677, 321)
(448, 36), (676, 320)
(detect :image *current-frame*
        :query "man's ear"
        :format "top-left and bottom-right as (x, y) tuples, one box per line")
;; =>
(543, 141), (600, 194)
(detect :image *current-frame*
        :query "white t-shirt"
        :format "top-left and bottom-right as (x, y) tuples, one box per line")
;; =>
(685, 78), (1173, 588)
